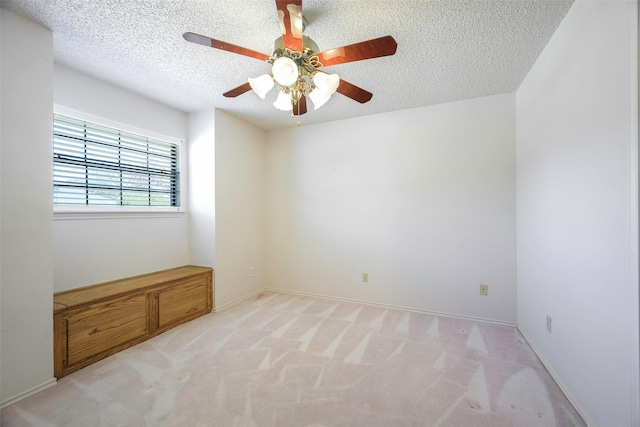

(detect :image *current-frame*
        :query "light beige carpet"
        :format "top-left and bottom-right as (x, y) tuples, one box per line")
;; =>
(2, 291), (585, 426)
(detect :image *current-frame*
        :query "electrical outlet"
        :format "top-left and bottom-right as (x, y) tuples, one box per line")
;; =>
(546, 315), (552, 333)
(480, 284), (488, 296)
(362, 273), (369, 283)
(249, 267), (254, 278)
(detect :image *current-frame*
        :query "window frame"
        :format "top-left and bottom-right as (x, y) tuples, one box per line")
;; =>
(53, 106), (186, 219)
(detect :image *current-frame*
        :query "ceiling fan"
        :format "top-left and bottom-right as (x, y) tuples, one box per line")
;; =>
(183, 0), (398, 117)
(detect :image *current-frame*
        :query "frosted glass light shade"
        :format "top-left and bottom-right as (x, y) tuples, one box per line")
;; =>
(313, 72), (340, 94)
(272, 57), (299, 86)
(273, 90), (292, 111)
(308, 87), (331, 110)
(248, 74), (274, 99)
(309, 72), (340, 110)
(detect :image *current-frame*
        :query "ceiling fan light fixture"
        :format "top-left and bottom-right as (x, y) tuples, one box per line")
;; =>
(273, 90), (293, 111)
(248, 74), (275, 99)
(183, 2), (398, 117)
(308, 87), (331, 110)
(309, 72), (340, 110)
(272, 56), (299, 86)
(312, 72), (340, 95)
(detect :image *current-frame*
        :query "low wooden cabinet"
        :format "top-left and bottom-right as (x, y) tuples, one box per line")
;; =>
(53, 265), (213, 378)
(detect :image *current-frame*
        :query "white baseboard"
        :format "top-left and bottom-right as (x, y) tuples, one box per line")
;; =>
(517, 327), (593, 427)
(1, 378), (57, 409)
(248, 286), (517, 327)
(213, 288), (266, 313)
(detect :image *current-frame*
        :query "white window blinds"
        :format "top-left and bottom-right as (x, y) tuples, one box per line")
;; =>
(53, 114), (180, 207)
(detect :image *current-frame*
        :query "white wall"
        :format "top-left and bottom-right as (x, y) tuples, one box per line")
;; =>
(188, 109), (216, 270)
(214, 110), (265, 308)
(0, 8), (55, 405)
(265, 93), (517, 323)
(516, 1), (639, 425)
(188, 109), (266, 309)
(52, 64), (190, 290)
(54, 64), (187, 141)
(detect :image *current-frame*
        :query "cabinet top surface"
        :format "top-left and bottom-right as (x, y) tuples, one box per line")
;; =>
(54, 265), (213, 309)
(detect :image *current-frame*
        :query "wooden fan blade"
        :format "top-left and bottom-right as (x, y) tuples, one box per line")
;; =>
(275, 0), (303, 52)
(316, 36), (397, 67)
(293, 94), (307, 115)
(336, 79), (373, 104)
(183, 32), (271, 61)
(223, 82), (252, 98)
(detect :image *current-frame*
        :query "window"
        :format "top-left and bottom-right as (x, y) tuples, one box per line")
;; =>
(53, 114), (180, 209)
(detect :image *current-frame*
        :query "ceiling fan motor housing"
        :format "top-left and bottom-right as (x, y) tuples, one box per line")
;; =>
(273, 36), (319, 56)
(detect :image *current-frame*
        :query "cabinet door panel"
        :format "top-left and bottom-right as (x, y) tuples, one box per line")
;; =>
(66, 293), (149, 365)
(157, 277), (209, 329)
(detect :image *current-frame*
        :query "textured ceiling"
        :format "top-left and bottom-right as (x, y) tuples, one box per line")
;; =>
(2, 0), (573, 131)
